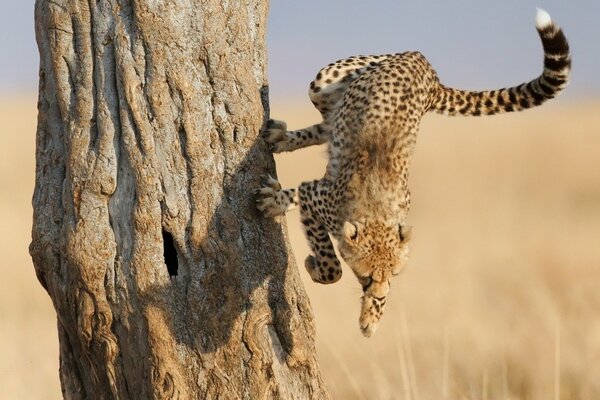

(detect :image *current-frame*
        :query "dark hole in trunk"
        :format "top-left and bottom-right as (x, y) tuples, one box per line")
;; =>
(162, 229), (178, 277)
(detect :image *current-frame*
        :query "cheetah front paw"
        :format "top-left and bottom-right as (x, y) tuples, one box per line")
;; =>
(254, 175), (297, 217)
(359, 295), (386, 337)
(263, 119), (290, 153)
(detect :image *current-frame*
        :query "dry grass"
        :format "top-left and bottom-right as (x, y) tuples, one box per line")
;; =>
(2, 94), (599, 399)
(272, 98), (600, 399)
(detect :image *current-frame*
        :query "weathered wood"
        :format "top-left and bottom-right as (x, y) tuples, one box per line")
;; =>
(31, 0), (329, 398)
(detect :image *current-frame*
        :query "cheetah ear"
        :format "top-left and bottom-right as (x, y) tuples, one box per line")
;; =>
(343, 221), (358, 241)
(398, 225), (412, 242)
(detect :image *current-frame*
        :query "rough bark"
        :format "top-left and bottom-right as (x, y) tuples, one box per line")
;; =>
(30, 1), (329, 398)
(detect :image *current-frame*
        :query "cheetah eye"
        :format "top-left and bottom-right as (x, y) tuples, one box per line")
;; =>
(398, 225), (413, 242)
(360, 276), (373, 292)
(343, 221), (358, 241)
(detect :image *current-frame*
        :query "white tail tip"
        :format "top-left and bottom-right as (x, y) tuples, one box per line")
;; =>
(536, 8), (552, 29)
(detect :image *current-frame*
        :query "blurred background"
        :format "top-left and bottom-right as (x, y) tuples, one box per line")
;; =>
(1, 1), (599, 399)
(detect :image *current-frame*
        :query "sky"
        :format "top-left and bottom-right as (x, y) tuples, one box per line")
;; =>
(1, 1), (599, 100)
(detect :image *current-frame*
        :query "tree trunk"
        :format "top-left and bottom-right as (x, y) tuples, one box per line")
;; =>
(31, 0), (329, 398)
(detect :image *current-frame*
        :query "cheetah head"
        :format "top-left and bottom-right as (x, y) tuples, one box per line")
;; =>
(338, 220), (412, 337)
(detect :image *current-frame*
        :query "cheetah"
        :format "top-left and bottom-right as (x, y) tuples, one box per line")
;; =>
(256, 9), (570, 337)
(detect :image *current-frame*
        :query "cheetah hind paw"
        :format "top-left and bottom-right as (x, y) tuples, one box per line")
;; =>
(254, 175), (288, 217)
(263, 119), (289, 153)
(304, 255), (342, 284)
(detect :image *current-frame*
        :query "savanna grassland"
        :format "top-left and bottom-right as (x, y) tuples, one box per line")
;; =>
(1, 95), (599, 399)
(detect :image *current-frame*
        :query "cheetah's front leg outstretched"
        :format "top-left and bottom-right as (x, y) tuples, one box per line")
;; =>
(255, 176), (342, 284)
(263, 119), (331, 153)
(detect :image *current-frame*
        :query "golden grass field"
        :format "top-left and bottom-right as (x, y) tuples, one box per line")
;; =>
(1, 95), (599, 399)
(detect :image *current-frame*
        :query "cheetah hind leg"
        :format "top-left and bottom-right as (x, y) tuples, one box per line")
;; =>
(298, 181), (342, 284)
(254, 175), (298, 217)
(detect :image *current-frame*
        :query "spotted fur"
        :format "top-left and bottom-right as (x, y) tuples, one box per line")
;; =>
(256, 10), (570, 337)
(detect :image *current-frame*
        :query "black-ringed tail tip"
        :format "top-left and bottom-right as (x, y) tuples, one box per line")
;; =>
(431, 8), (570, 116)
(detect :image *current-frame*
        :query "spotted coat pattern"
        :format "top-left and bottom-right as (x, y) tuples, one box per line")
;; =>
(256, 11), (570, 337)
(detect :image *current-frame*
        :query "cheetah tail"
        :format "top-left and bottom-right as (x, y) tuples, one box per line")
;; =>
(431, 9), (571, 116)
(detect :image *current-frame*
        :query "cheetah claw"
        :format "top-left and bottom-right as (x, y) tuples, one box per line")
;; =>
(255, 175), (287, 217)
(263, 119), (288, 153)
(260, 174), (282, 190)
